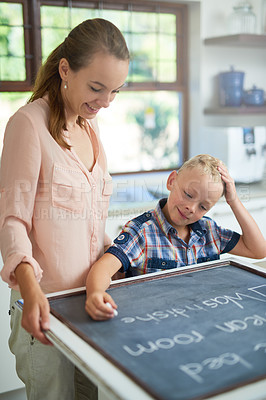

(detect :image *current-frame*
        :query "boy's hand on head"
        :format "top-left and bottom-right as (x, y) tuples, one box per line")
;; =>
(85, 292), (117, 321)
(217, 163), (237, 205)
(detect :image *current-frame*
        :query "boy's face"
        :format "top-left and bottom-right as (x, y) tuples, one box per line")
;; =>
(163, 167), (223, 230)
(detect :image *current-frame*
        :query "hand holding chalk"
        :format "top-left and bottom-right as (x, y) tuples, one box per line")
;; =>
(106, 302), (118, 316)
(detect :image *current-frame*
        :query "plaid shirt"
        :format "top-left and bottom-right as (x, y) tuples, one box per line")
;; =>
(106, 199), (240, 277)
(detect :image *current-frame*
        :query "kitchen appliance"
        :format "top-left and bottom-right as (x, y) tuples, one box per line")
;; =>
(219, 66), (245, 107)
(201, 126), (266, 183)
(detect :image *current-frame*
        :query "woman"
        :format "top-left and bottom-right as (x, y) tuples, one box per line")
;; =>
(0, 18), (129, 399)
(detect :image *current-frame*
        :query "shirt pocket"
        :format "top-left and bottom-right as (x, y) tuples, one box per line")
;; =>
(147, 258), (177, 271)
(52, 164), (88, 213)
(102, 175), (113, 197)
(197, 254), (220, 264)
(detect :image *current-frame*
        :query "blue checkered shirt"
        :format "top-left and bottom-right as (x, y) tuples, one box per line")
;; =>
(106, 199), (240, 276)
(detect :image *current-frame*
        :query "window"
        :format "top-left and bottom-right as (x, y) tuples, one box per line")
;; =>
(0, 0), (41, 91)
(0, 0), (188, 173)
(99, 91), (181, 173)
(0, 2), (25, 81)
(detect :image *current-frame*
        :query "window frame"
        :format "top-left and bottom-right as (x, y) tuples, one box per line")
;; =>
(0, 0), (42, 91)
(0, 0), (188, 161)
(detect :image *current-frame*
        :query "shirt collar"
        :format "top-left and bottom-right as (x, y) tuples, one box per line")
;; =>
(154, 198), (175, 236)
(154, 198), (207, 238)
(190, 219), (207, 237)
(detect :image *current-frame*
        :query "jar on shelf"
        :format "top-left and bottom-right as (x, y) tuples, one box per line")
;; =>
(229, 1), (257, 34)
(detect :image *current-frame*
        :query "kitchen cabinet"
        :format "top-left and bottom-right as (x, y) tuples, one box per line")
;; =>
(207, 196), (266, 264)
(208, 197), (266, 235)
(203, 34), (266, 116)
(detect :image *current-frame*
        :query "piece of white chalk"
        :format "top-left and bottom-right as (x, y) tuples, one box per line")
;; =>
(106, 302), (118, 316)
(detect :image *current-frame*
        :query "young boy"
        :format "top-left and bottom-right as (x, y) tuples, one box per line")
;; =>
(85, 154), (266, 320)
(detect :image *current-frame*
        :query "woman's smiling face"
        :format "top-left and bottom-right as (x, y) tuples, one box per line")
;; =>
(59, 51), (129, 121)
(163, 167), (224, 230)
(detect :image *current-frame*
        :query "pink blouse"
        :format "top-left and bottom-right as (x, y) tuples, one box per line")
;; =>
(0, 98), (112, 293)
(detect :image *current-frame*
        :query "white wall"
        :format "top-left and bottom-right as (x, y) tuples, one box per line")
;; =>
(149, 0), (266, 156)
(188, 0), (266, 156)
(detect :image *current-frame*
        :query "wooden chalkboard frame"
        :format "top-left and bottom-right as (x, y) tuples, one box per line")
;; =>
(47, 258), (266, 400)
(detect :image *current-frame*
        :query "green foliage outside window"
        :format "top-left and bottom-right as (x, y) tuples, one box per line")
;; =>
(0, 2), (183, 172)
(0, 2), (25, 81)
(40, 6), (177, 83)
(0, 3), (177, 84)
(99, 91), (180, 172)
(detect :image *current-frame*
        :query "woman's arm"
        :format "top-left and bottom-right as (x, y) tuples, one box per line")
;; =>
(0, 109), (43, 287)
(85, 253), (122, 320)
(218, 164), (266, 259)
(15, 262), (51, 345)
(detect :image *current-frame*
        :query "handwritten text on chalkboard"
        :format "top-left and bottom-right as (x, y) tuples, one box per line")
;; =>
(120, 284), (266, 325)
(121, 283), (266, 384)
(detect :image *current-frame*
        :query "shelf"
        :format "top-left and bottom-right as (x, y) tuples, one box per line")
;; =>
(204, 105), (266, 115)
(204, 34), (266, 47)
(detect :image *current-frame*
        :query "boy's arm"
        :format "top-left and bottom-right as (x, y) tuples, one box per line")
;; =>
(218, 164), (266, 259)
(85, 253), (122, 320)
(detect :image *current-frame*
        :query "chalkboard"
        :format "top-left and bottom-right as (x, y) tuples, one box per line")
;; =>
(49, 261), (266, 400)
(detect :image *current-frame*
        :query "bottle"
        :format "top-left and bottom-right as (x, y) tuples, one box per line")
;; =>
(229, 1), (257, 34)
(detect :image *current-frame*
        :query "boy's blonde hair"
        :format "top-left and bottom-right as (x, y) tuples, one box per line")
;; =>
(178, 154), (225, 195)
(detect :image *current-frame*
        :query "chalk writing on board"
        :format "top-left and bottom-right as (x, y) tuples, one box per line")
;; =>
(48, 263), (266, 400)
(254, 343), (266, 353)
(122, 312), (265, 357)
(123, 330), (204, 357)
(249, 284), (266, 297)
(120, 285), (266, 325)
(215, 313), (266, 333)
(179, 352), (252, 384)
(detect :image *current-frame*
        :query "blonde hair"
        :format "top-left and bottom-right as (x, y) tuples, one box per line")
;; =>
(178, 154), (225, 195)
(29, 18), (130, 149)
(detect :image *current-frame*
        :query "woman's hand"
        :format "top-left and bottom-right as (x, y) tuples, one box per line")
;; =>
(15, 262), (51, 345)
(85, 292), (117, 321)
(21, 287), (51, 345)
(218, 163), (237, 205)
